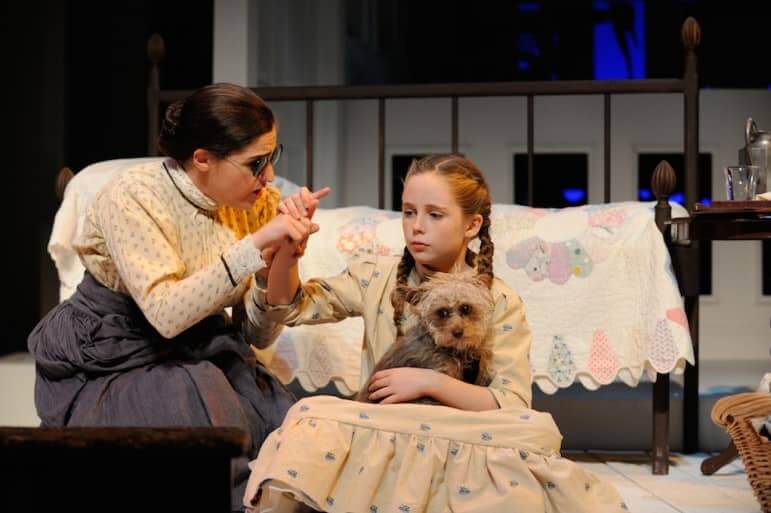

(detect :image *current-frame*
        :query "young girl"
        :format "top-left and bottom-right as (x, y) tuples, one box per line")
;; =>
(262, 153), (531, 410)
(244, 155), (626, 512)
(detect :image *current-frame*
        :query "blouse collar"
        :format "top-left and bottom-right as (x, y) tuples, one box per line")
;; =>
(163, 159), (219, 212)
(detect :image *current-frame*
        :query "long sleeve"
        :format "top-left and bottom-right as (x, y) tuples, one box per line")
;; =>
(91, 179), (265, 339)
(242, 272), (286, 349)
(246, 257), (377, 330)
(486, 287), (533, 408)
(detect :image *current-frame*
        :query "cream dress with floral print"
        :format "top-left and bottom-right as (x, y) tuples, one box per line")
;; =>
(244, 257), (627, 513)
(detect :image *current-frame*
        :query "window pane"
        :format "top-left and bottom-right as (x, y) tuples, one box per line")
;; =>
(391, 155), (425, 212)
(513, 153), (588, 208)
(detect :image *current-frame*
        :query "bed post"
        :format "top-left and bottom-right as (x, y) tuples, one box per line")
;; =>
(682, 17), (700, 211)
(55, 167), (74, 202)
(652, 160), (676, 474)
(652, 161), (676, 239)
(681, 16), (702, 456)
(146, 34), (165, 156)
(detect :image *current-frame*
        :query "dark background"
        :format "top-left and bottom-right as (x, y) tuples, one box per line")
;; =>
(5, 0), (770, 354)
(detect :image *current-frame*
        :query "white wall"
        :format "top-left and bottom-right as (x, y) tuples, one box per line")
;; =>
(213, 0), (252, 86)
(0, 353), (39, 426)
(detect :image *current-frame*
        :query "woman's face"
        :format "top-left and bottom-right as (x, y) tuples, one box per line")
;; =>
(401, 172), (480, 273)
(205, 126), (277, 209)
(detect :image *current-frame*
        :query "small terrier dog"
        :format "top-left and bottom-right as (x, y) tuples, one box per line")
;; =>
(357, 271), (495, 403)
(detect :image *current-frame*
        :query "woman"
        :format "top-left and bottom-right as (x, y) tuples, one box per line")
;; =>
(28, 83), (327, 511)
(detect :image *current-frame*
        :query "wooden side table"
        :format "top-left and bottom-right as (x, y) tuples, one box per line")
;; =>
(669, 200), (771, 475)
(672, 201), (771, 241)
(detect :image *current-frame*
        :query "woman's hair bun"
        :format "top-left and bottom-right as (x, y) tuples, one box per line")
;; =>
(162, 100), (183, 136)
(158, 100), (185, 157)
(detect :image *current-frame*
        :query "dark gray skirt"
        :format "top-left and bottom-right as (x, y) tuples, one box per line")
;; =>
(28, 272), (295, 510)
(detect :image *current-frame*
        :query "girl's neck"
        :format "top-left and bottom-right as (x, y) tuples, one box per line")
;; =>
(415, 247), (472, 276)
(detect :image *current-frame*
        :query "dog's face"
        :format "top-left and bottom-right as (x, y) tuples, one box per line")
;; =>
(406, 272), (494, 353)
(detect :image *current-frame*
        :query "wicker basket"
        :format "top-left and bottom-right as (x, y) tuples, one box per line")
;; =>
(711, 392), (771, 513)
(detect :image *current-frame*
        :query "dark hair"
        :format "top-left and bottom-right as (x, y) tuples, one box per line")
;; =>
(157, 83), (275, 162)
(391, 154), (494, 336)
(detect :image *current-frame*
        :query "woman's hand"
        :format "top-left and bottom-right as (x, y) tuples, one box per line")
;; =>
(279, 186), (332, 220)
(251, 214), (318, 252)
(366, 368), (443, 404)
(276, 186), (331, 257)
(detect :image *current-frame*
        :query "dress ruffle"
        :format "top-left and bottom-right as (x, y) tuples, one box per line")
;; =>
(245, 396), (628, 513)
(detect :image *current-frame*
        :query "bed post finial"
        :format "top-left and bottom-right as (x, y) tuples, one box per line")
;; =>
(682, 17), (700, 211)
(652, 160), (676, 232)
(147, 34), (165, 156)
(55, 167), (74, 202)
(147, 33), (166, 66)
(681, 17), (701, 52)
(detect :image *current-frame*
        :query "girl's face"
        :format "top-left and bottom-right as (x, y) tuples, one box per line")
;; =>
(401, 172), (482, 273)
(190, 126), (277, 209)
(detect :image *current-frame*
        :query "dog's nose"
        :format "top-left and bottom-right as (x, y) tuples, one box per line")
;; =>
(452, 329), (464, 338)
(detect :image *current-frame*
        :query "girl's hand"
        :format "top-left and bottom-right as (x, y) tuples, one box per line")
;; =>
(251, 214), (318, 252)
(279, 186), (332, 220)
(276, 237), (308, 259)
(366, 368), (442, 404)
(260, 244), (280, 268)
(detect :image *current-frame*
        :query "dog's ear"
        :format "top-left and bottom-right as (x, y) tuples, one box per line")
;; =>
(404, 286), (425, 306)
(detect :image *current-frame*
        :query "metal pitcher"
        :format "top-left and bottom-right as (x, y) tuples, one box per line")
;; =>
(739, 117), (771, 194)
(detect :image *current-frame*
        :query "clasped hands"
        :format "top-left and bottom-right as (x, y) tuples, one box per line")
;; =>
(261, 186), (331, 267)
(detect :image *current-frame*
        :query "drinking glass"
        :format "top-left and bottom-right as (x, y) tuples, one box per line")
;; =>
(723, 165), (760, 200)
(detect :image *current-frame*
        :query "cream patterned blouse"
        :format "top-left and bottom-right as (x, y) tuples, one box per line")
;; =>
(75, 159), (277, 343)
(254, 255), (533, 408)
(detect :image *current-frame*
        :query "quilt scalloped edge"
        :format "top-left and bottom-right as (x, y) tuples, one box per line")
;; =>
(268, 355), (693, 397)
(533, 355), (692, 395)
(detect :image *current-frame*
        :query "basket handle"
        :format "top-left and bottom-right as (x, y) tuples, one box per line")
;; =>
(711, 392), (771, 427)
